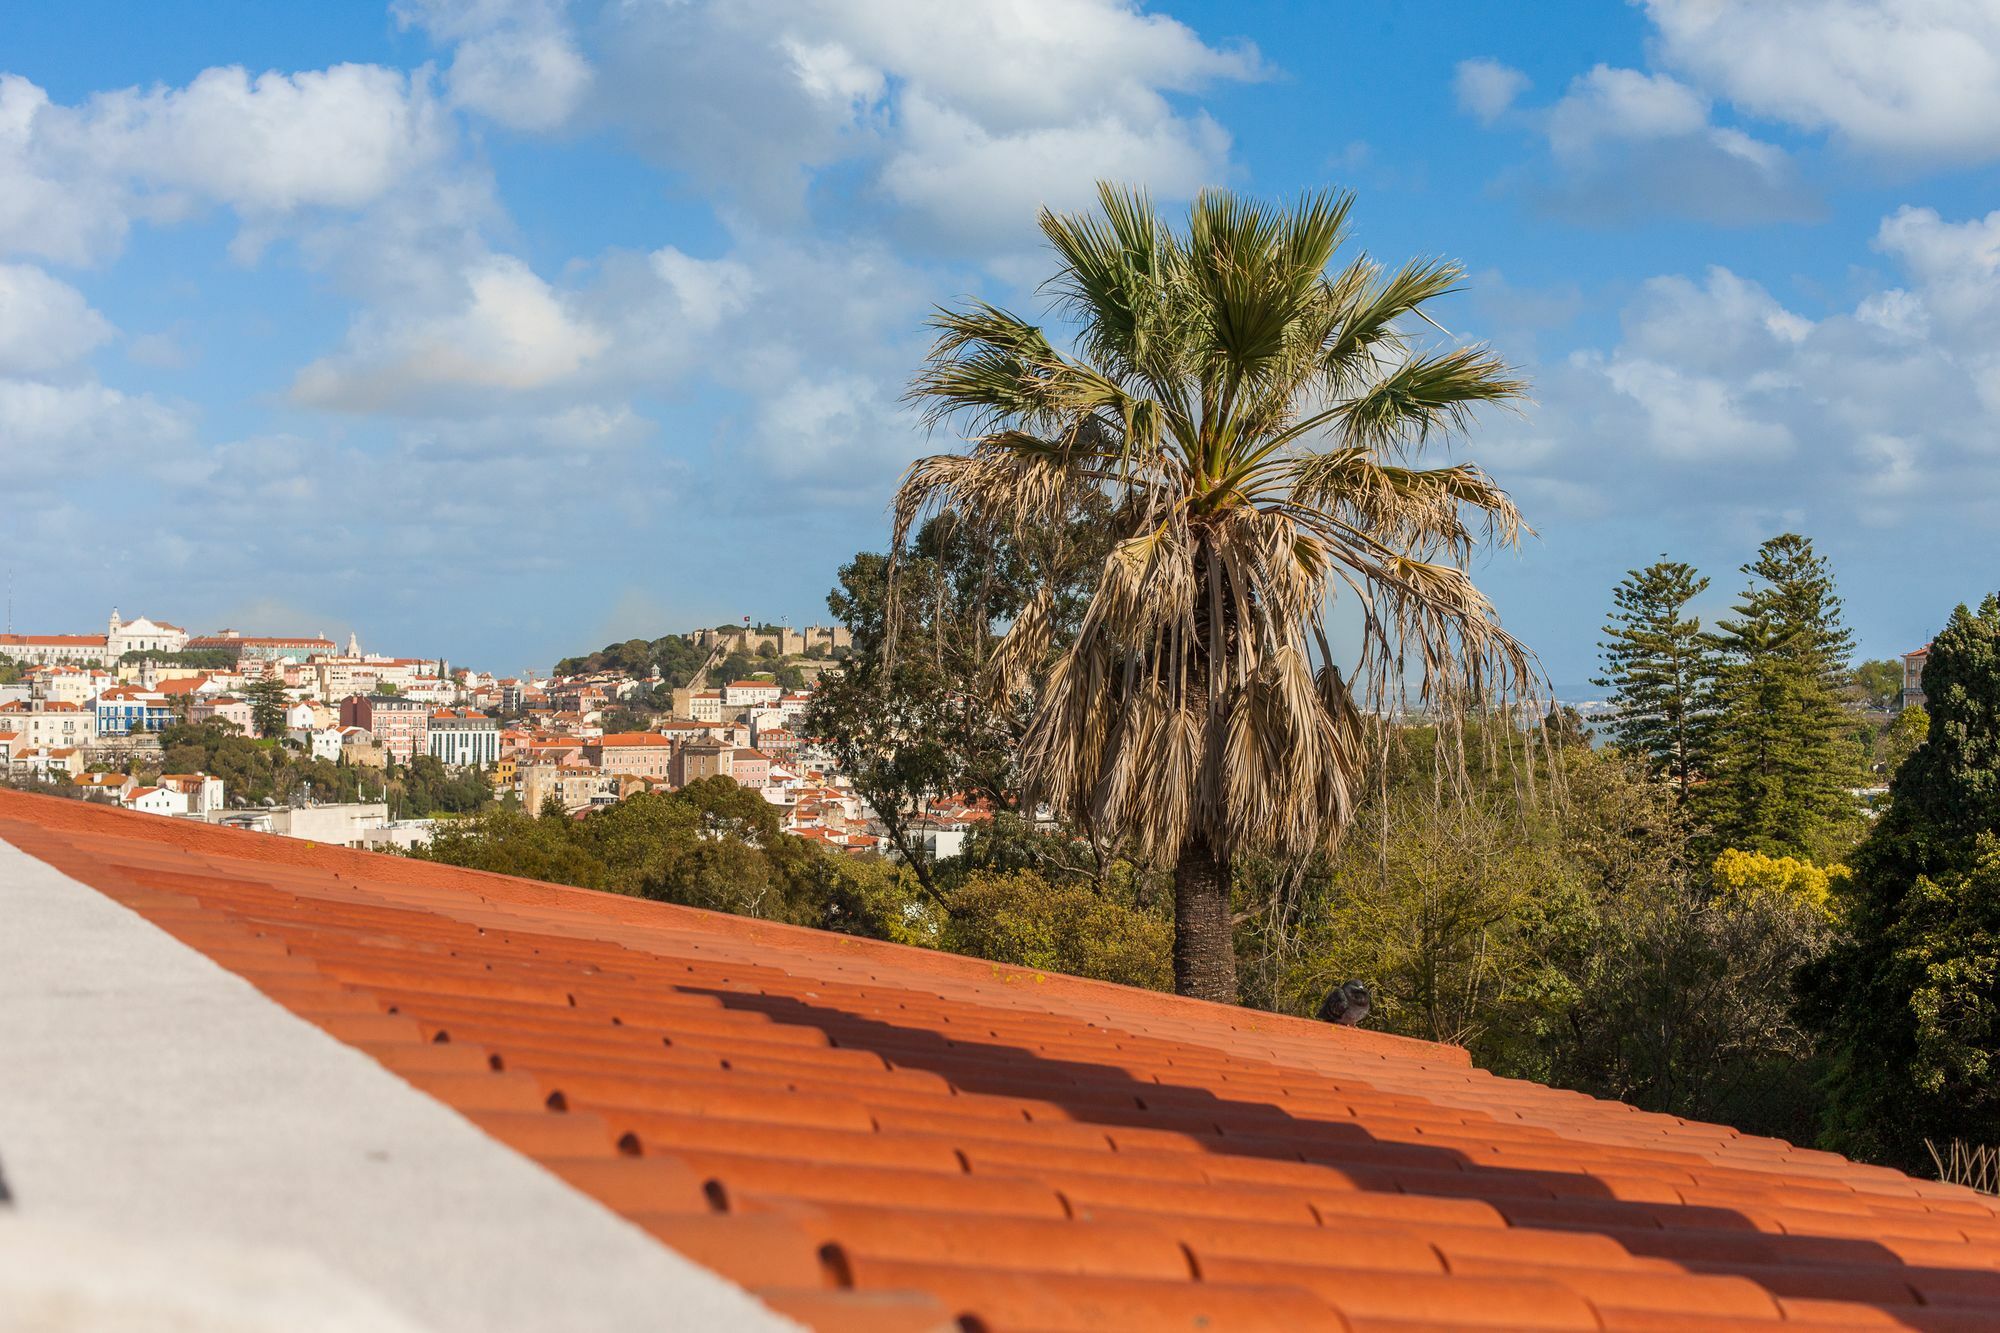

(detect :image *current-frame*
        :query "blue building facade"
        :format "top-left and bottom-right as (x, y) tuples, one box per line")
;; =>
(97, 693), (176, 735)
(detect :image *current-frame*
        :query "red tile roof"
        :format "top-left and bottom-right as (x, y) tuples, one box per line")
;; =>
(2, 786), (1996, 1332)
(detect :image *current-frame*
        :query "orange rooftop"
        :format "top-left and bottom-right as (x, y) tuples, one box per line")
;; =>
(2, 787), (1997, 1331)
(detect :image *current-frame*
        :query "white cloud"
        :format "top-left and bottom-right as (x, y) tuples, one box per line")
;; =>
(1546, 67), (1710, 158)
(753, 374), (896, 487)
(1491, 207), (2000, 536)
(1872, 205), (2000, 413)
(593, 0), (1259, 246)
(1510, 65), (1811, 225)
(1453, 59), (1529, 125)
(1597, 355), (1796, 462)
(0, 263), (113, 374)
(0, 75), (132, 264)
(95, 65), (451, 214)
(291, 254), (607, 410)
(0, 65), (452, 266)
(1616, 267), (1811, 375)
(394, 0), (591, 131)
(880, 93), (1231, 248)
(0, 379), (191, 486)
(645, 247), (756, 333)
(1644, 0), (2000, 160)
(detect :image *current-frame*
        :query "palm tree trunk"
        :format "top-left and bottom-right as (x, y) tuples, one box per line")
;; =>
(1172, 835), (1237, 1002)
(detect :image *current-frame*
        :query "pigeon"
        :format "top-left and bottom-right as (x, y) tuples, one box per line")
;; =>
(1318, 980), (1372, 1027)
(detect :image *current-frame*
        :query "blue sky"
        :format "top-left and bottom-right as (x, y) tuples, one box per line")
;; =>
(5, 1), (1999, 686)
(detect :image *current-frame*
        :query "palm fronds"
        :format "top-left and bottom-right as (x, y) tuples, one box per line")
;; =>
(895, 182), (1540, 868)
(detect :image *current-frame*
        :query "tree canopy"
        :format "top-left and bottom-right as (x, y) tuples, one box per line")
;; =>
(1596, 558), (1716, 799)
(1802, 594), (2000, 1169)
(1699, 534), (1862, 860)
(894, 182), (1533, 999)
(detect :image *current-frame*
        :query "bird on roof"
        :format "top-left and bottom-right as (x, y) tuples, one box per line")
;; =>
(1318, 980), (1371, 1026)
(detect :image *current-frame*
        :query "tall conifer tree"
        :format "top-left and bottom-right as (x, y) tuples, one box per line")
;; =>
(1701, 534), (1859, 858)
(1800, 594), (2000, 1166)
(1596, 559), (1717, 799)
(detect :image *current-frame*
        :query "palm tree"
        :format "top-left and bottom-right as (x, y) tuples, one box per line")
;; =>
(895, 184), (1537, 1002)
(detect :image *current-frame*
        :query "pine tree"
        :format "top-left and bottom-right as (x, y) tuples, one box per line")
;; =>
(246, 677), (289, 740)
(1594, 559), (1716, 799)
(1800, 594), (2000, 1167)
(1700, 534), (1860, 859)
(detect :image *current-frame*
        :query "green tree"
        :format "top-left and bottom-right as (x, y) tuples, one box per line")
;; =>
(1595, 559), (1717, 800)
(117, 648), (234, 670)
(1878, 704), (1929, 781)
(1850, 659), (1905, 712)
(806, 506), (1109, 901)
(943, 869), (1171, 990)
(714, 650), (758, 683)
(417, 778), (933, 939)
(1236, 737), (1835, 1141)
(895, 184), (1532, 1000)
(807, 535), (1011, 901)
(1700, 534), (1862, 861)
(1803, 595), (2000, 1168)
(245, 677), (290, 739)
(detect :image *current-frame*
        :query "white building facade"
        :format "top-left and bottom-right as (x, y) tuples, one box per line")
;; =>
(427, 710), (500, 768)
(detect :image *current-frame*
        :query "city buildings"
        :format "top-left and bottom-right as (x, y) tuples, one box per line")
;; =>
(95, 687), (177, 736)
(723, 680), (783, 709)
(35, 667), (115, 706)
(189, 695), (255, 732)
(2, 605), (874, 843)
(672, 688), (725, 722)
(672, 741), (733, 787)
(339, 695), (430, 762)
(519, 760), (617, 813)
(0, 634), (111, 667)
(427, 709), (500, 768)
(185, 630), (340, 664)
(105, 610), (189, 657)
(730, 748), (771, 789)
(587, 732), (675, 781)
(124, 785), (189, 816)
(157, 772), (226, 815)
(1901, 646), (1929, 712)
(0, 701), (99, 749)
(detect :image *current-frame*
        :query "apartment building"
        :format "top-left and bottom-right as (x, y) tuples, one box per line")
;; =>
(672, 741), (734, 787)
(723, 679), (782, 709)
(189, 695), (255, 733)
(731, 748), (771, 789)
(587, 732), (675, 780)
(339, 695), (430, 762)
(672, 688), (725, 722)
(0, 700), (100, 749)
(427, 709), (501, 768)
(157, 772), (226, 814)
(1901, 646), (1929, 712)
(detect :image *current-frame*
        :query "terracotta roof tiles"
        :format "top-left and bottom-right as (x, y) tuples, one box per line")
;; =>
(3, 786), (1997, 1332)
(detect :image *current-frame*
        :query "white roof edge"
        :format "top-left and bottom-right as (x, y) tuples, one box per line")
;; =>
(0, 838), (799, 1333)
